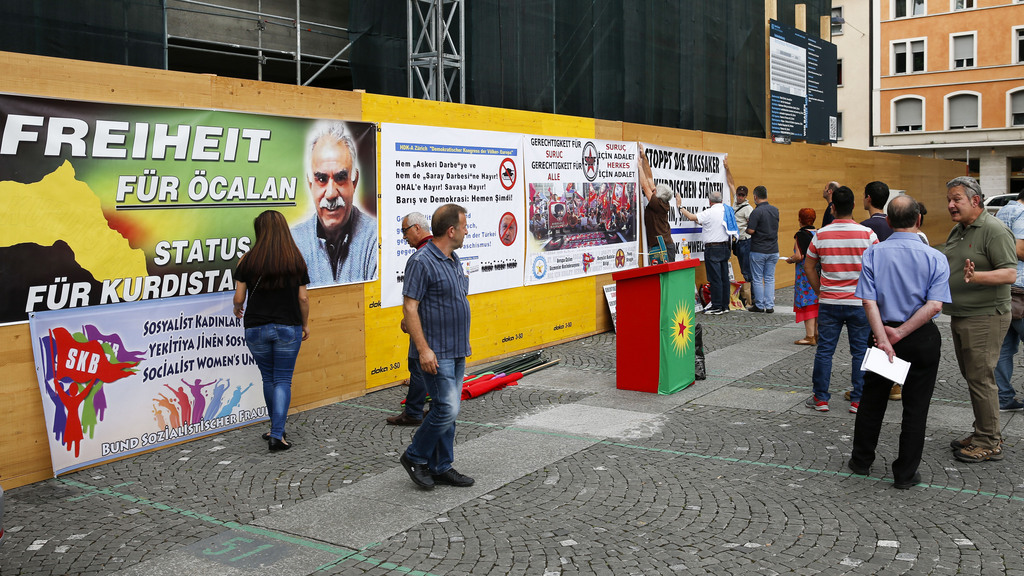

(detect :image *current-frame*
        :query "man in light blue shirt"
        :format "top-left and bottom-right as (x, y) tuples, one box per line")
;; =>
(848, 195), (951, 489)
(994, 192), (1024, 411)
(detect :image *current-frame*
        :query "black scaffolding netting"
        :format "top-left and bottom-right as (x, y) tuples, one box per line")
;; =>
(0, 0), (166, 69)
(350, 0), (831, 138)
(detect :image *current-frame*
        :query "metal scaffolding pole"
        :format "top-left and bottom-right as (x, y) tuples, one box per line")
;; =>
(408, 0), (464, 103)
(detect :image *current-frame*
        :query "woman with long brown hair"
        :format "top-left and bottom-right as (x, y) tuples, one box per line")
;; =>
(233, 210), (310, 451)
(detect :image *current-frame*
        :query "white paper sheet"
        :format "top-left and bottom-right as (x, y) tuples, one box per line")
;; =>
(859, 346), (910, 385)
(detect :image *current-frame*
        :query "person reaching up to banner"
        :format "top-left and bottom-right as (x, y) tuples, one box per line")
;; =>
(637, 143), (680, 264)
(234, 210), (311, 451)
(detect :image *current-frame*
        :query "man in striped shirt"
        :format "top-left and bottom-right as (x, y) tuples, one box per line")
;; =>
(400, 204), (475, 490)
(803, 186), (879, 413)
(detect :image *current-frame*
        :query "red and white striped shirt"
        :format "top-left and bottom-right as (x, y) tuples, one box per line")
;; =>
(806, 220), (878, 305)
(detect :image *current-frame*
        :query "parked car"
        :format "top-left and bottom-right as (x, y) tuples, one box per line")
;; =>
(984, 193), (1018, 216)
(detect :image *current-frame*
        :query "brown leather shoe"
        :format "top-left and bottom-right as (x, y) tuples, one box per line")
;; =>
(386, 412), (424, 426)
(950, 434), (1003, 451)
(950, 434), (973, 451)
(794, 336), (816, 345)
(889, 384), (902, 401)
(954, 444), (1004, 463)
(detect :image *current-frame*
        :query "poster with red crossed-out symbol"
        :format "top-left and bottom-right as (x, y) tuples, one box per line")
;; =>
(379, 123), (526, 308)
(524, 136), (639, 285)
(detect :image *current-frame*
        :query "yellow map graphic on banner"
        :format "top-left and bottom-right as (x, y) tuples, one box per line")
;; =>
(1, 161), (147, 281)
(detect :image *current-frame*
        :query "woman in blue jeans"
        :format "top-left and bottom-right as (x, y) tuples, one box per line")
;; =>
(233, 210), (310, 451)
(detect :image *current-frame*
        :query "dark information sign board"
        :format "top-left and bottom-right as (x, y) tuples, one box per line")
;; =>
(769, 20), (837, 144)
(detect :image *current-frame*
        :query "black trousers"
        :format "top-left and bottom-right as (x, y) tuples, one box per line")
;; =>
(850, 321), (941, 484)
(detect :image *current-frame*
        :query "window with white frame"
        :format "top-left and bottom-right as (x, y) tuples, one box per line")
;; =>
(953, 0), (975, 10)
(894, 0), (926, 18)
(893, 40), (925, 74)
(894, 98), (924, 131)
(948, 94), (979, 129)
(836, 112), (843, 139)
(1016, 27), (1024, 63)
(952, 33), (976, 68)
(831, 7), (843, 36)
(1011, 91), (1024, 127)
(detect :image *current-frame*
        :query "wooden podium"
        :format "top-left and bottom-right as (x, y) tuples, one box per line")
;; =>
(612, 259), (699, 394)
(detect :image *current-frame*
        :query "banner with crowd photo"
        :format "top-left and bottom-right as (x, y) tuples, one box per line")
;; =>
(0, 93), (378, 325)
(523, 137), (639, 285)
(379, 123), (525, 307)
(638, 144), (729, 261)
(29, 292), (266, 476)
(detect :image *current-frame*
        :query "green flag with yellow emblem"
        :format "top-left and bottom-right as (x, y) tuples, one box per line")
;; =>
(658, 266), (696, 393)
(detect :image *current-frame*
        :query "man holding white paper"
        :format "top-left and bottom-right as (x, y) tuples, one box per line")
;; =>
(848, 196), (950, 489)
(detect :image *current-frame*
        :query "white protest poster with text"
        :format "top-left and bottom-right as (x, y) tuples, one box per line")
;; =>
(29, 292), (266, 476)
(639, 144), (728, 260)
(523, 137), (639, 285)
(379, 124), (525, 307)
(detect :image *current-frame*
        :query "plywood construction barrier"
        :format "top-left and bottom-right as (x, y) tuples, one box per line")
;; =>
(0, 51), (963, 488)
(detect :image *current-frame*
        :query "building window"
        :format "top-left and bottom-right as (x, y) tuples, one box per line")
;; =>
(831, 7), (843, 36)
(1011, 91), (1024, 126)
(1016, 27), (1024, 63)
(837, 59), (843, 86)
(953, 0), (975, 10)
(894, 98), (924, 131)
(952, 33), (976, 69)
(893, 40), (925, 74)
(948, 93), (980, 129)
(895, 0), (926, 18)
(836, 112), (843, 140)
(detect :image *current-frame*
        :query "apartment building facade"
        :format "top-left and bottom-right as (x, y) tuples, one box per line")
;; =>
(871, 0), (1024, 195)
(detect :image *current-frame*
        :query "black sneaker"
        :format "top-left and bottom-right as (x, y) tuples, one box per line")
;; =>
(764, 308), (774, 314)
(747, 306), (765, 313)
(431, 468), (475, 487)
(1000, 398), (1024, 411)
(847, 459), (870, 476)
(893, 472), (921, 490)
(400, 452), (435, 489)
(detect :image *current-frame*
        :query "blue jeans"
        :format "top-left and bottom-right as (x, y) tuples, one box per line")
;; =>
(994, 317), (1024, 406)
(734, 238), (752, 282)
(405, 357), (465, 474)
(812, 303), (869, 403)
(404, 355), (428, 416)
(749, 251), (778, 310)
(704, 243), (732, 311)
(245, 324), (302, 440)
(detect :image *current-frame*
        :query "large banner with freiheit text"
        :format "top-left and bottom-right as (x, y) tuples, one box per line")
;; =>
(0, 93), (378, 325)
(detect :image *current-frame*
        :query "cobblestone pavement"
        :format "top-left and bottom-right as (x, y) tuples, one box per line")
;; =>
(4, 287), (1024, 575)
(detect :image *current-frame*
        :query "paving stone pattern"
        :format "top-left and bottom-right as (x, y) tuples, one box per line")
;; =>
(3, 286), (1024, 575)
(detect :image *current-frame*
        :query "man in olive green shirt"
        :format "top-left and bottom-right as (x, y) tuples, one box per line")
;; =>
(941, 177), (1017, 463)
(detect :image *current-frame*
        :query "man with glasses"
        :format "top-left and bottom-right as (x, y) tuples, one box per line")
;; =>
(292, 122), (378, 285)
(388, 212), (433, 426)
